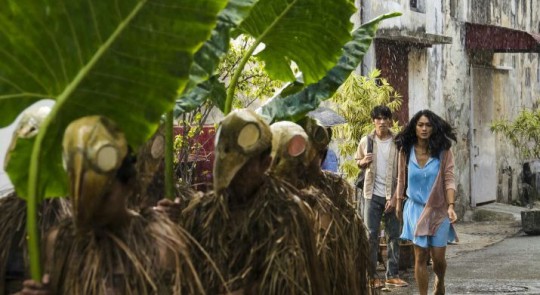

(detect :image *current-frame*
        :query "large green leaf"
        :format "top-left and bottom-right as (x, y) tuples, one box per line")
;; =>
(259, 12), (402, 123)
(5, 136), (68, 200)
(175, 0), (259, 114)
(239, 0), (356, 85)
(1, 0), (227, 281)
(0, 0), (227, 199)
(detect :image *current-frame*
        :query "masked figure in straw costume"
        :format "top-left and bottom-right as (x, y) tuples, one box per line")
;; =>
(132, 125), (196, 212)
(179, 109), (327, 294)
(270, 118), (369, 294)
(21, 115), (206, 294)
(0, 107), (71, 295)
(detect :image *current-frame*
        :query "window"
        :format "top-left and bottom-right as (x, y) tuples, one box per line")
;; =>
(410, 0), (425, 13)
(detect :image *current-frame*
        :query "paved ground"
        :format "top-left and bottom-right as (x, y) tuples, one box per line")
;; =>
(373, 202), (531, 294)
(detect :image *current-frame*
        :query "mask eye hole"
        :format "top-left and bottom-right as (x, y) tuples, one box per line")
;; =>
(288, 134), (307, 157)
(95, 145), (119, 172)
(237, 123), (260, 149)
(150, 135), (164, 159)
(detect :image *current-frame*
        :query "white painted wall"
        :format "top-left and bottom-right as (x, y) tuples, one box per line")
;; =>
(0, 100), (54, 194)
(408, 49), (429, 114)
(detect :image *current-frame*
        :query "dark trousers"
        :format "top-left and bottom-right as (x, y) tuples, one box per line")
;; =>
(364, 195), (400, 279)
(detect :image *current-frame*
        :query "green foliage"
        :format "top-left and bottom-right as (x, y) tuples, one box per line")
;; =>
(175, 0), (359, 115)
(218, 36), (284, 109)
(491, 106), (540, 160)
(330, 70), (402, 181)
(239, 0), (356, 85)
(224, 0), (358, 113)
(174, 0), (259, 114)
(259, 12), (402, 124)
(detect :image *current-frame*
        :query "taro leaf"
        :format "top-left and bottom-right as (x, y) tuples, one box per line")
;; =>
(175, 0), (259, 114)
(239, 0), (357, 85)
(259, 12), (402, 123)
(1, 0), (227, 281)
(0, 0), (227, 200)
(5, 136), (68, 200)
(174, 76), (227, 117)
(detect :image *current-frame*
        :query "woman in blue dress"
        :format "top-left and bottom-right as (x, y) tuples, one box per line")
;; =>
(394, 110), (458, 295)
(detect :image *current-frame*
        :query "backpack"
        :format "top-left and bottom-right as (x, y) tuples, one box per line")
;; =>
(354, 136), (373, 189)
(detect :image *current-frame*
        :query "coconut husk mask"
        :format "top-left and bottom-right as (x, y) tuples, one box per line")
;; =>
(4, 106), (51, 170)
(213, 109), (271, 193)
(269, 121), (309, 173)
(298, 117), (330, 153)
(62, 116), (128, 228)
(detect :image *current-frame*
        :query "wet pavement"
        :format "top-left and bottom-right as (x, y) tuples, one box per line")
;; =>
(374, 202), (540, 295)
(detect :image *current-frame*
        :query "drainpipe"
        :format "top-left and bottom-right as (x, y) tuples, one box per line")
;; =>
(355, 0), (375, 76)
(468, 64), (476, 208)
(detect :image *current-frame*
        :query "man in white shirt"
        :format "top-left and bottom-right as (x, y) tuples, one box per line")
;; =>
(355, 105), (407, 289)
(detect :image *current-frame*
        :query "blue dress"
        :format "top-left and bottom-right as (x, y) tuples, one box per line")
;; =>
(400, 150), (455, 248)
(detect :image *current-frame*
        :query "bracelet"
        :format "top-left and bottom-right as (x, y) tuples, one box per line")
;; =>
(448, 203), (455, 206)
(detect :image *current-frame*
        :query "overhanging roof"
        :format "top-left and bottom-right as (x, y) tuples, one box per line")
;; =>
(376, 28), (452, 47)
(466, 23), (540, 53)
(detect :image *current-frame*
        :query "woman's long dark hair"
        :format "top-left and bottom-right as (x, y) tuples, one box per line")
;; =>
(394, 109), (457, 159)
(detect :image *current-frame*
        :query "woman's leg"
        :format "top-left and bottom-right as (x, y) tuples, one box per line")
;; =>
(430, 246), (447, 295)
(414, 245), (430, 295)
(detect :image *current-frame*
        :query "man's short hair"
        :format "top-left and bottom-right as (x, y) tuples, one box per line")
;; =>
(370, 105), (392, 119)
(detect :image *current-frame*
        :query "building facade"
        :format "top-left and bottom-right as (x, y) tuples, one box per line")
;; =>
(357, 0), (540, 214)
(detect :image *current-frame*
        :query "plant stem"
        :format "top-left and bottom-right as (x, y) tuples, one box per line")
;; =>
(26, 182), (41, 281)
(165, 111), (175, 200)
(225, 42), (258, 114)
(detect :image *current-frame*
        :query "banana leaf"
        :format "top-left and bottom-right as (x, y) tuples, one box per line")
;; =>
(175, 0), (259, 114)
(259, 12), (402, 123)
(240, 0), (356, 85)
(177, 0), (357, 115)
(222, 0), (357, 113)
(0, 0), (227, 280)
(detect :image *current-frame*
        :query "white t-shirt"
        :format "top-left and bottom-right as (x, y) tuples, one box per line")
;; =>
(373, 136), (392, 197)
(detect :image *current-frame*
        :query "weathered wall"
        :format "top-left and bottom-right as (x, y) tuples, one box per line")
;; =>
(440, 4), (471, 213)
(470, 0), (540, 204)
(360, 0), (540, 212)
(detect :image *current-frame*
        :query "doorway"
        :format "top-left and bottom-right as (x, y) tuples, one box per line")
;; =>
(470, 66), (497, 206)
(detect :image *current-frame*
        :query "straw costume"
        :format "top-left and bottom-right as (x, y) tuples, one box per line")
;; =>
(0, 107), (71, 295)
(43, 116), (205, 294)
(180, 109), (327, 294)
(270, 118), (369, 294)
(0, 194), (70, 295)
(302, 118), (370, 294)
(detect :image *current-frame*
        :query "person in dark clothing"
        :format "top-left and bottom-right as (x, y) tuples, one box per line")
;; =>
(179, 109), (327, 294)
